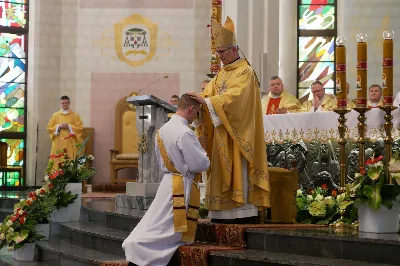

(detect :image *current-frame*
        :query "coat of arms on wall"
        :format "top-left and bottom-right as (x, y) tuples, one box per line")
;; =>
(93, 14), (178, 68)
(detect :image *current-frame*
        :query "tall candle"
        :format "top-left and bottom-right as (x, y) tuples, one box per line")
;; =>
(210, 0), (222, 75)
(336, 37), (347, 109)
(382, 30), (394, 106)
(356, 33), (367, 108)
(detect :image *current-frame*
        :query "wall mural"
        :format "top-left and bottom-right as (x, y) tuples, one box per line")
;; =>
(92, 14), (178, 67)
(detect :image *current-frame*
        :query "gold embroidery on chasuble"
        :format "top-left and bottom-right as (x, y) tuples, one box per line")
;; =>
(156, 132), (201, 243)
(201, 59), (270, 212)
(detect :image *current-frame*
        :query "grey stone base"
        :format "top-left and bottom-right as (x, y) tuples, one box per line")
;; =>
(115, 194), (154, 210)
(126, 182), (160, 197)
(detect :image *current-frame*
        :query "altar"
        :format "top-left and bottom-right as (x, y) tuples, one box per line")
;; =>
(263, 108), (400, 188)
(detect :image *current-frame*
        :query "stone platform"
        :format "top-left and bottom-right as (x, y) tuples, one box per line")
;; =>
(0, 191), (399, 265)
(115, 194), (154, 210)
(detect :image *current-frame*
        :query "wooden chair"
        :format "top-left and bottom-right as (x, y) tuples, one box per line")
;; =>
(109, 92), (140, 183)
(260, 162), (298, 223)
(81, 127), (94, 192)
(0, 141), (23, 186)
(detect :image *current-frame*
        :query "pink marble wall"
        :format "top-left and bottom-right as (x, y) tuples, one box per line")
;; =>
(80, 0), (193, 9)
(90, 73), (180, 184)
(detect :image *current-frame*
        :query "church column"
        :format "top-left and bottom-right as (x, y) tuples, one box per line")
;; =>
(278, 0), (298, 96)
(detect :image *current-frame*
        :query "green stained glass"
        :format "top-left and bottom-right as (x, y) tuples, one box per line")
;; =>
(0, 1), (27, 28)
(301, 0), (334, 4)
(299, 5), (335, 30)
(299, 36), (335, 62)
(0, 83), (24, 108)
(0, 107), (24, 131)
(0, 33), (26, 58)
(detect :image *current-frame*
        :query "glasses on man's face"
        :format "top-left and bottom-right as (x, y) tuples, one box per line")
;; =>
(216, 46), (233, 55)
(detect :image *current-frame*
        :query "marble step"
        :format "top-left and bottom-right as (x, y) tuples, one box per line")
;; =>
(50, 221), (129, 257)
(80, 204), (143, 232)
(208, 249), (393, 266)
(0, 209), (13, 221)
(0, 248), (51, 266)
(246, 228), (400, 265)
(35, 237), (127, 266)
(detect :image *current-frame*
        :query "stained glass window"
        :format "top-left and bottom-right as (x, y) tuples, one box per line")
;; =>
(0, 1), (27, 28)
(0, 0), (27, 186)
(297, 0), (336, 101)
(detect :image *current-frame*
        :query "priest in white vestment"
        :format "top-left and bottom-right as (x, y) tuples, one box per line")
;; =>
(122, 94), (210, 266)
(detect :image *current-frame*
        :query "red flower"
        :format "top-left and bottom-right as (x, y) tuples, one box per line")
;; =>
(359, 167), (366, 175)
(40, 188), (45, 195)
(61, 133), (76, 140)
(49, 153), (64, 159)
(59, 170), (64, 175)
(365, 155), (384, 165)
(10, 215), (17, 222)
(19, 217), (25, 225)
(28, 192), (36, 198)
(321, 184), (328, 190)
(49, 183), (54, 189)
(332, 190), (338, 197)
(307, 188), (314, 195)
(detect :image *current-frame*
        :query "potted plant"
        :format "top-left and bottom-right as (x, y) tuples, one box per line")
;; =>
(348, 154), (400, 233)
(295, 184), (355, 225)
(45, 135), (96, 221)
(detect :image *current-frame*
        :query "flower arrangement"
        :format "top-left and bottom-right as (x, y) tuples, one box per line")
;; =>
(45, 136), (96, 209)
(348, 153), (400, 210)
(296, 184), (354, 224)
(0, 185), (56, 251)
(0, 135), (96, 252)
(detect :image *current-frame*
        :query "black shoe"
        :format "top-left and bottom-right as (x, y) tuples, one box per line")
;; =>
(128, 262), (139, 266)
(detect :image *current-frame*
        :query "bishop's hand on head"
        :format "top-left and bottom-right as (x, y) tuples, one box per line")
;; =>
(187, 92), (206, 105)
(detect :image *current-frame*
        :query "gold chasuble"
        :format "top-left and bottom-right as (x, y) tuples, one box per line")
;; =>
(261, 91), (301, 115)
(300, 95), (337, 112)
(156, 133), (201, 243)
(199, 58), (270, 211)
(47, 110), (83, 161)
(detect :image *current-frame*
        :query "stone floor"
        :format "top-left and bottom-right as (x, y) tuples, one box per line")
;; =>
(0, 191), (399, 265)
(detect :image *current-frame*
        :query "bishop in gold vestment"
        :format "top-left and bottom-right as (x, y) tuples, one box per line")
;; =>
(47, 96), (83, 162)
(189, 17), (270, 221)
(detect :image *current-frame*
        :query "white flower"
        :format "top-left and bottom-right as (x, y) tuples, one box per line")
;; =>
(0, 233), (5, 240)
(87, 155), (94, 161)
(306, 195), (314, 202)
(374, 161), (384, 168)
(314, 194), (324, 201)
(324, 196), (335, 207)
(19, 199), (24, 202)
(35, 189), (41, 195)
(44, 175), (49, 182)
(6, 220), (12, 226)
(337, 193), (346, 203)
(0, 223), (2, 227)
(296, 189), (303, 197)
(8, 227), (13, 234)
(6, 246), (14, 251)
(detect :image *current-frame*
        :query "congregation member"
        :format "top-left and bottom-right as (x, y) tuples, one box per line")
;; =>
(47, 95), (83, 165)
(345, 82), (356, 109)
(367, 84), (383, 108)
(188, 16), (270, 224)
(261, 76), (301, 115)
(301, 80), (336, 112)
(169, 95), (179, 106)
(122, 94), (210, 266)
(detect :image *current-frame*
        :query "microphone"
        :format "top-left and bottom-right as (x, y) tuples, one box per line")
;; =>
(138, 75), (168, 94)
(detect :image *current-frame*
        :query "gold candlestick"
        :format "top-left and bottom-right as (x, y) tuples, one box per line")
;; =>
(330, 109), (351, 229)
(209, 0), (222, 78)
(379, 106), (398, 184)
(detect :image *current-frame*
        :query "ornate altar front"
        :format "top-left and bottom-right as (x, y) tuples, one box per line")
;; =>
(264, 108), (400, 189)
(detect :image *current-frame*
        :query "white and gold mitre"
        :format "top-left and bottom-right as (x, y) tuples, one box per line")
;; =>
(211, 16), (236, 48)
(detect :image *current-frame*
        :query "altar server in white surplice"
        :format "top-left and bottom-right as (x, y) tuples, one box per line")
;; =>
(122, 94), (210, 266)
